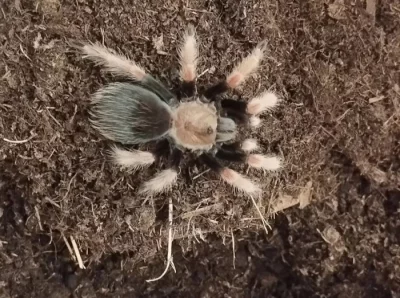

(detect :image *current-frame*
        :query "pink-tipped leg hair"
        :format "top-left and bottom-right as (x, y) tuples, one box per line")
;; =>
(200, 154), (261, 196)
(178, 24), (198, 97)
(203, 40), (267, 99)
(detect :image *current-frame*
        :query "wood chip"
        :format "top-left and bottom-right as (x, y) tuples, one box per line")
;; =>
(369, 95), (385, 103)
(180, 203), (224, 219)
(298, 181), (313, 209)
(271, 194), (299, 214)
(328, 0), (347, 20)
(366, 0), (376, 18)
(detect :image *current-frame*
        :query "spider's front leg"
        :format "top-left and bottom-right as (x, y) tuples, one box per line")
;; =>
(204, 41), (267, 100)
(216, 145), (282, 172)
(220, 91), (280, 127)
(178, 24), (199, 98)
(199, 154), (260, 195)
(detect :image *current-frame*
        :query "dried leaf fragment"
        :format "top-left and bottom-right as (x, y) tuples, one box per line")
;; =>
(271, 194), (299, 214)
(369, 95), (385, 104)
(298, 180), (313, 209)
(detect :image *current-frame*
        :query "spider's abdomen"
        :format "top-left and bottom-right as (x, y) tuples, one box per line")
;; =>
(90, 83), (172, 144)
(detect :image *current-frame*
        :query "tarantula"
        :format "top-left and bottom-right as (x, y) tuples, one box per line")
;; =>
(78, 25), (282, 196)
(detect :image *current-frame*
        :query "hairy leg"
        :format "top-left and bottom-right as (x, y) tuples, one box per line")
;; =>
(79, 43), (177, 105)
(139, 148), (183, 195)
(220, 91), (280, 125)
(203, 41), (267, 99)
(178, 24), (198, 98)
(216, 147), (282, 171)
(199, 154), (260, 195)
(220, 138), (258, 152)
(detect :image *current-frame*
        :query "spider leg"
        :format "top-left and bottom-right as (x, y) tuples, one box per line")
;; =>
(139, 148), (183, 195)
(199, 154), (260, 195)
(178, 24), (198, 98)
(216, 147), (282, 171)
(79, 42), (146, 81)
(221, 91), (280, 127)
(79, 43), (177, 105)
(204, 41), (267, 99)
(221, 138), (259, 153)
(151, 138), (171, 163)
(220, 100), (249, 124)
(246, 91), (280, 115)
(110, 146), (156, 170)
(110, 139), (171, 170)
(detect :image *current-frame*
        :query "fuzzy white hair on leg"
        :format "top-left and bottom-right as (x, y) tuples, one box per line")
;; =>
(249, 116), (261, 128)
(179, 24), (198, 82)
(247, 154), (282, 171)
(220, 168), (260, 195)
(247, 91), (280, 115)
(241, 139), (259, 152)
(110, 146), (155, 170)
(226, 41), (266, 89)
(81, 43), (146, 81)
(139, 169), (178, 195)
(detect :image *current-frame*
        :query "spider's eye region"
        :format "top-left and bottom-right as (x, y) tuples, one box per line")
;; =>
(207, 127), (214, 135)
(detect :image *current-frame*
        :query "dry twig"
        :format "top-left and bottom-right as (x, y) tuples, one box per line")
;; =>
(70, 236), (86, 269)
(146, 196), (175, 282)
(249, 195), (271, 234)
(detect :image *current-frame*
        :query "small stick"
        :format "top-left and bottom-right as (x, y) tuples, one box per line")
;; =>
(19, 44), (32, 61)
(249, 195), (271, 234)
(62, 234), (76, 261)
(44, 197), (61, 209)
(184, 7), (212, 13)
(198, 68), (209, 78)
(2, 133), (36, 144)
(146, 196), (175, 283)
(34, 206), (43, 231)
(62, 173), (77, 201)
(70, 236), (86, 269)
(317, 228), (334, 245)
(47, 109), (62, 127)
(69, 104), (78, 124)
(192, 169), (210, 180)
(231, 229), (236, 269)
(180, 203), (223, 219)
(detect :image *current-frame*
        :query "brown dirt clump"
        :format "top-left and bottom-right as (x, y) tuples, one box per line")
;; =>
(0, 0), (399, 297)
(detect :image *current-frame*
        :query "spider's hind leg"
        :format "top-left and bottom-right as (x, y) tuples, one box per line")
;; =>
(110, 139), (171, 171)
(139, 148), (183, 196)
(204, 41), (267, 100)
